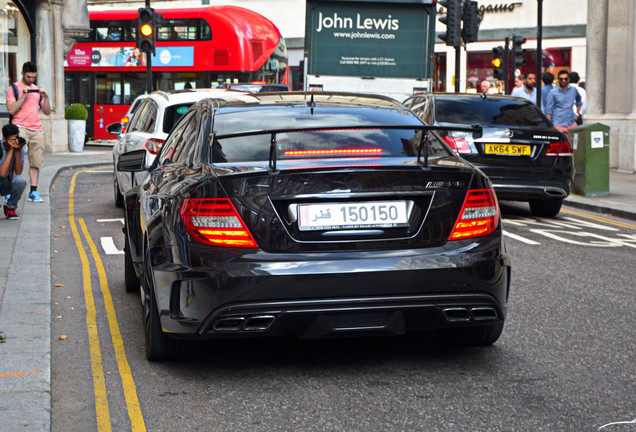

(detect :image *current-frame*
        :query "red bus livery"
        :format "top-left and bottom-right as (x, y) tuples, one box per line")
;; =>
(65, 6), (288, 140)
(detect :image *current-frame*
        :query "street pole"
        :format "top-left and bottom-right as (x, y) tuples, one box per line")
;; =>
(503, 36), (509, 94)
(536, 0), (543, 106)
(146, 0), (153, 93)
(455, 46), (461, 93)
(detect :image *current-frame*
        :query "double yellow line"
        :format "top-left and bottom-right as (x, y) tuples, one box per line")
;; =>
(68, 167), (146, 432)
(561, 208), (636, 230)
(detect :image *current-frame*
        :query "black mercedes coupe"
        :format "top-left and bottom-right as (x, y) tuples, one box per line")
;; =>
(118, 92), (511, 361)
(404, 93), (574, 217)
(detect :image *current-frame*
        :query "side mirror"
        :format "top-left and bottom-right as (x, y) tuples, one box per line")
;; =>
(106, 122), (123, 135)
(118, 149), (147, 172)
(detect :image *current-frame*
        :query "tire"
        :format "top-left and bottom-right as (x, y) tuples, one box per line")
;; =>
(437, 321), (504, 347)
(142, 249), (182, 361)
(124, 233), (139, 293)
(529, 198), (563, 217)
(114, 173), (124, 208)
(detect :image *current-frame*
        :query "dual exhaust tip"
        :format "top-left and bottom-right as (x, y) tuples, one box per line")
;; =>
(441, 306), (498, 322)
(212, 315), (276, 333)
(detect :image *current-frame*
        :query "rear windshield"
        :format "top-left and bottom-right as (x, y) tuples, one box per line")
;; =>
(435, 97), (552, 128)
(211, 129), (452, 163)
(162, 103), (194, 133)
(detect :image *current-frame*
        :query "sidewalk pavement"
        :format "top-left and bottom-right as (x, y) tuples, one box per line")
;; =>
(1, 145), (635, 431)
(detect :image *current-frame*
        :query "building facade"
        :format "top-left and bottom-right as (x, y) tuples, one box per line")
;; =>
(434, 0), (587, 94)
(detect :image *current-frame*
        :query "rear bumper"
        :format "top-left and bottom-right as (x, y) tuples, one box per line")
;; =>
(492, 182), (570, 201)
(477, 165), (573, 202)
(200, 293), (507, 339)
(150, 236), (510, 339)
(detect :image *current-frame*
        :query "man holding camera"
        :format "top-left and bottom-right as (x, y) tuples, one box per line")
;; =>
(0, 124), (27, 219)
(5, 61), (50, 203)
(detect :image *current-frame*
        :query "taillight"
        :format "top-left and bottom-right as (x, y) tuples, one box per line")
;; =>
(121, 116), (129, 133)
(442, 136), (472, 154)
(179, 198), (258, 248)
(546, 141), (573, 157)
(449, 189), (499, 240)
(145, 138), (165, 155)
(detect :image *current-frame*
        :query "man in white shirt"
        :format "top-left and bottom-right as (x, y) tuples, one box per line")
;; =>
(570, 71), (586, 124)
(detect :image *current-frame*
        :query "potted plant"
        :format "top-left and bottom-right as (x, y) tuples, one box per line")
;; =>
(65, 103), (88, 152)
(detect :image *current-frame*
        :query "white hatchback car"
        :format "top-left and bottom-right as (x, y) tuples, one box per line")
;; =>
(109, 89), (241, 207)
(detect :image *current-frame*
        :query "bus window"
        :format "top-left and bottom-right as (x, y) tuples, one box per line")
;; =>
(91, 21), (136, 42)
(96, 72), (147, 105)
(157, 19), (210, 41)
(95, 25), (123, 42)
(155, 72), (205, 91)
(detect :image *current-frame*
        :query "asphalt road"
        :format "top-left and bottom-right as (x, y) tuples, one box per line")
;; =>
(50, 167), (636, 432)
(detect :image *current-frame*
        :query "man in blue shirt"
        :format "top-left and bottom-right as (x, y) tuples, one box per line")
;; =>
(545, 70), (582, 133)
(511, 71), (538, 105)
(540, 71), (554, 113)
(0, 124), (27, 220)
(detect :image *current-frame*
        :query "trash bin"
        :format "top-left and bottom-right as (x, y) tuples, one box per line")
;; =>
(568, 123), (610, 197)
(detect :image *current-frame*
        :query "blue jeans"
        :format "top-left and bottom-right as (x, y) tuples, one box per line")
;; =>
(0, 174), (27, 210)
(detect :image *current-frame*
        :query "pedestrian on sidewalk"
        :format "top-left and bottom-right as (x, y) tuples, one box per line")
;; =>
(545, 70), (582, 134)
(570, 71), (586, 125)
(0, 124), (27, 220)
(511, 71), (538, 105)
(540, 71), (554, 113)
(5, 61), (51, 203)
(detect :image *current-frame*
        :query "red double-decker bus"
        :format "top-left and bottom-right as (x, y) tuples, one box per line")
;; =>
(64, 5), (288, 140)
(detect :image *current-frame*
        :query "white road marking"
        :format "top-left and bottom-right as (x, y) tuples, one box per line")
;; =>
(97, 218), (125, 225)
(503, 230), (541, 245)
(101, 237), (124, 255)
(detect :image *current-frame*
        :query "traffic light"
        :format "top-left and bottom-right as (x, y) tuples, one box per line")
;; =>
(512, 35), (526, 69)
(461, 1), (479, 43)
(491, 46), (505, 80)
(438, 0), (462, 47)
(137, 7), (156, 54)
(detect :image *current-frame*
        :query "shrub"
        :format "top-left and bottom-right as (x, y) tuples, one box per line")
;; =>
(65, 103), (88, 120)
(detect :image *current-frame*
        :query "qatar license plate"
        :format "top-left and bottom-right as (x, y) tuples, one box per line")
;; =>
(484, 143), (531, 156)
(298, 201), (409, 231)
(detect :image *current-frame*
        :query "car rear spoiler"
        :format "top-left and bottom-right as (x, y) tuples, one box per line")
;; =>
(212, 124), (482, 174)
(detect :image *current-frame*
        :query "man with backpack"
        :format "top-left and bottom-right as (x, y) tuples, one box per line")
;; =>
(5, 61), (50, 203)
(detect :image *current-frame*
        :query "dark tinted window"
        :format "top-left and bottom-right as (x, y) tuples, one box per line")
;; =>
(173, 113), (199, 164)
(162, 103), (194, 134)
(211, 128), (451, 163)
(435, 97), (552, 127)
(158, 115), (188, 165)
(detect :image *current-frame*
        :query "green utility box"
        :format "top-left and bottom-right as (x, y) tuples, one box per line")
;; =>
(569, 123), (610, 196)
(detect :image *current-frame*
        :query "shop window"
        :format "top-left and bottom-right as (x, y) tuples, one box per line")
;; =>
(0, 2), (29, 115)
(466, 48), (572, 95)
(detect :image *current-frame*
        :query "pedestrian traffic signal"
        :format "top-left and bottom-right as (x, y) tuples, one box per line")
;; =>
(491, 46), (505, 80)
(512, 35), (526, 69)
(137, 7), (156, 54)
(461, 1), (480, 43)
(438, 0), (462, 47)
